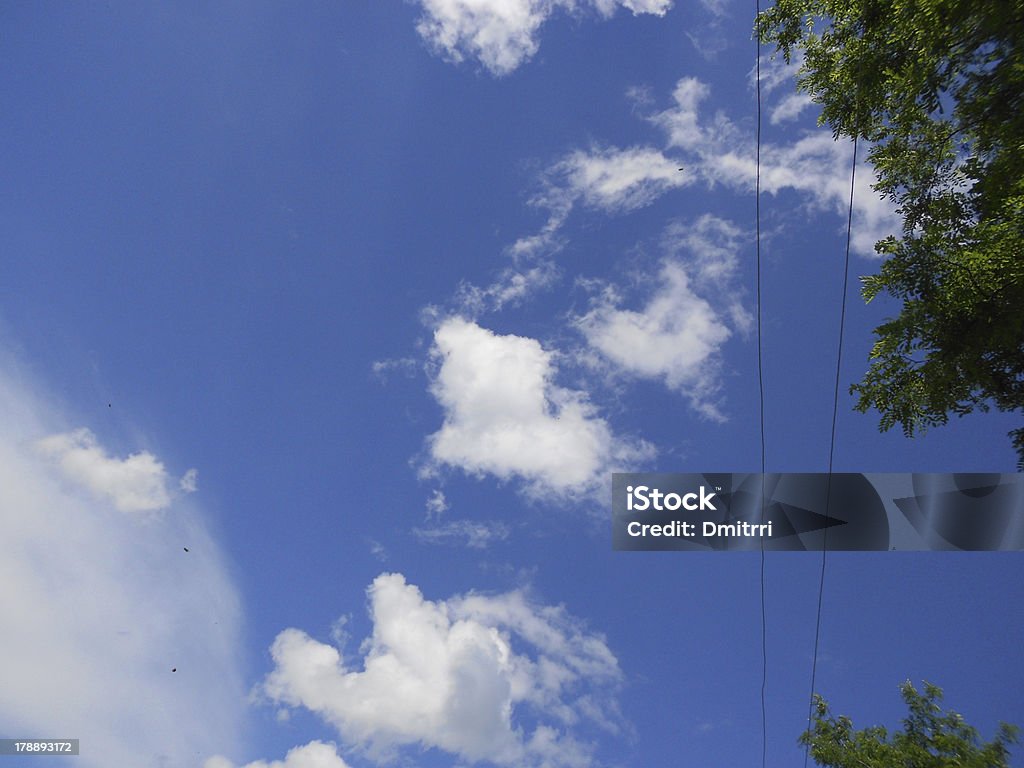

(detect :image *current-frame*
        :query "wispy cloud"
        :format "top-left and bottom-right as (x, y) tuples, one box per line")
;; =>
(750, 54), (816, 124)
(426, 488), (450, 519)
(512, 75), (895, 260)
(0, 352), (245, 767)
(752, 52), (803, 95)
(262, 573), (621, 767)
(489, 144), (689, 306)
(414, 519), (511, 548)
(508, 145), (687, 262)
(455, 259), (561, 315)
(542, 146), (691, 214)
(651, 76), (898, 255)
(180, 466), (199, 493)
(769, 91), (814, 124)
(370, 357), (418, 383)
(424, 317), (653, 499)
(412, 0), (672, 76)
(685, 0), (732, 59)
(697, 0), (730, 15)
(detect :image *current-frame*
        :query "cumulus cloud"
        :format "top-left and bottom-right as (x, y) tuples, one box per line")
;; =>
(262, 573), (620, 767)
(35, 427), (173, 513)
(576, 262), (729, 418)
(204, 741), (350, 768)
(425, 317), (653, 498)
(414, 519), (511, 548)
(0, 354), (245, 767)
(412, 0), (672, 76)
(573, 215), (748, 420)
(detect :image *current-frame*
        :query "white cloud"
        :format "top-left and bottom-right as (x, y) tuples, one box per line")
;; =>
(663, 215), (754, 335)
(371, 357), (418, 382)
(752, 52), (803, 95)
(368, 538), (388, 562)
(770, 92), (814, 124)
(35, 427), (174, 513)
(426, 488), (449, 519)
(412, 0), (672, 76)
(204, 741), (350, 768)
(750, 52), (814, 123)
(462, 69), (890, 329)
(661, 213), (745, 283)
(504, 116), (689, 274)
(180, 466), (199, 493)
(576, 262), (729, 418)
(455, 259), (560, 315)
(511, 92), (689, 265)
(262, 573), (620, 767)
(511, 76), (893, 260)
(651, 76), (899, 255)
(546, 146), (690, 213)
(425, 317), (653, 498)
(0, 353), (245, 767)
(650, 77), (716, 149)
(508, 226), (566, 261)
(684, 0), (731, 60)
(697, 0), (729, 16)
(573, 216), (747, 420)
(686, 28), (729, 59)
(414, 519), (511, 548)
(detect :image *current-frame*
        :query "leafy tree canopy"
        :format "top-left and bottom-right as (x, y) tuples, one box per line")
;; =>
(756, 0), (1024, 465)
(803, 681), (1019, 768)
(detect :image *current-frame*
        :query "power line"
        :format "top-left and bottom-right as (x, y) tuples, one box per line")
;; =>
(755, 15), (860, 768)
(803, 136), (859, 768)
(754, 9), (768, 768)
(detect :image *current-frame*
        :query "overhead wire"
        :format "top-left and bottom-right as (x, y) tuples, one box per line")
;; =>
(755, 11), (861, 767)
(802, 135), (860, 768)
(754, 9), (768, 768)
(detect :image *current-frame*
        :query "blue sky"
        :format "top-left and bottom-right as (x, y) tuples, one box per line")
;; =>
(1, 3), (1022, 767)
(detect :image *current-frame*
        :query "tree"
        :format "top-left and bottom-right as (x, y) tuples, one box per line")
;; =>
(802, 681), (1019, 768)
(755, 0), (1024, 466)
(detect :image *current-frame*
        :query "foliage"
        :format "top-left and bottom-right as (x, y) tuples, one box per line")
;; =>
(755, 0), (1024, 465)
(802, 681), (1019, 768)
